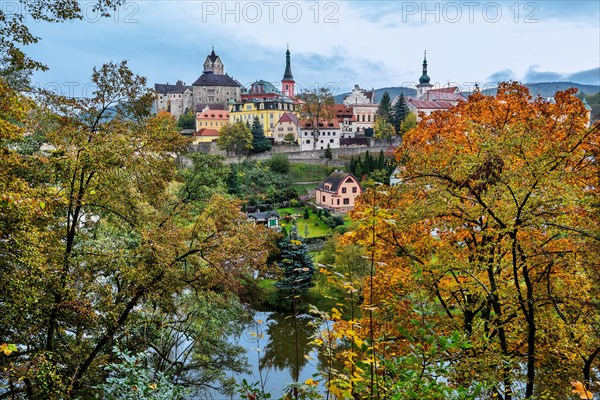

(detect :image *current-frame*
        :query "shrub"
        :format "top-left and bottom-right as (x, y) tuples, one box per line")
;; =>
(303, 208), (310, 219)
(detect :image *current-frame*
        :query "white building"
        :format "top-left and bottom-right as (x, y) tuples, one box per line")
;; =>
(299, 119), (341, 151)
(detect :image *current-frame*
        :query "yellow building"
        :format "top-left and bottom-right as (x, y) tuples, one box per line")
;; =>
(195, 105), (229, 132)
(229, 96), (300, 138)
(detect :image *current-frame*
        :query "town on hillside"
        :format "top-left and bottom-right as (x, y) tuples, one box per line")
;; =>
(152, 47), (479, 150)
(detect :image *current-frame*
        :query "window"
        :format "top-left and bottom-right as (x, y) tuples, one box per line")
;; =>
(337, 199), (340, 205)
(268, 218), (278, 227)
(246, 105), (252, 110)
(322, 196), (325, 201)
(342, 188), (346, 193)
(330, 139), (334, 143)
(343, 198), (350, 205)
(352, 187), (357, 193)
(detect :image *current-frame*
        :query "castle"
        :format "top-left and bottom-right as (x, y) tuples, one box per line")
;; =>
(154, 48), (243, 118)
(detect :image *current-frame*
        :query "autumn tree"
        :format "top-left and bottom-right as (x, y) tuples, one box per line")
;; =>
(299, 87), (334, 150)
(217, 120), (253, 156)
(345, 82), (600, 399)
(0, 62), (271, 399)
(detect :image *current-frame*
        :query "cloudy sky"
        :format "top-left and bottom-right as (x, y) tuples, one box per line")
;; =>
(25, 0), (600, 97)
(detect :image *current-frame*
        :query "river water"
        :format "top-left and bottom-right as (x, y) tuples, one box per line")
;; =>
(210, 310), (326, 399)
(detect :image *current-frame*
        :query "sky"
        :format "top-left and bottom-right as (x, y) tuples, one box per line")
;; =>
(22, 0), (600, 97)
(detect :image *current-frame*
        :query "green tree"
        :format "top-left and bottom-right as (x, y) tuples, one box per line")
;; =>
(275, 227), (315, 296)
(376, 91), (392, 123)
(391, 93), (410, 134)
(267, 153), (291, 174)
(284, 132), (296, 144)
(176, 111), (195, 130)
(181, 153), (229, 206)
(373, 117), (395, 145)
(324, 143), (333, 160)
(250, 116), (271, 153)
(399, 112), (417, 135)
(217, 121), (253, 156)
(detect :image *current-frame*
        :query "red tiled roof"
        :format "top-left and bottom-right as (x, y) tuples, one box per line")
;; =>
(199, 111), (229, 120)
(195, 128), (220, 137)
(427, 86), (459, 93)
(426, 92), (467, 102)
(300, 118), (340, 129)
(409, 99), (455, 110)
(277, 112), (299, 125)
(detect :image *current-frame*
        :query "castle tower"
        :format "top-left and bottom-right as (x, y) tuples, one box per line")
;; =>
(203, 46), (224, 75)
(416, 51), (433, 98)
(281, 46), (295, 99)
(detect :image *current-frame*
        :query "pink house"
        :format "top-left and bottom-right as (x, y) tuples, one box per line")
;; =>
(315, 172), (363, 211)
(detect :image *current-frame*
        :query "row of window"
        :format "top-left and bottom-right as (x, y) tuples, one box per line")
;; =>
(321, 196), (351, 205)
(303, 131), (338, 137)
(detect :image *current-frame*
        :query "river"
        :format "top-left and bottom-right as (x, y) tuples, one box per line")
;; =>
(209, 310), (326, 399)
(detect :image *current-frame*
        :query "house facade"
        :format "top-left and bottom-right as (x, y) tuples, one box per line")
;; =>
(195, 104), (229, 132)
(273, 112), (300, 143)
(342, 85), (377, 133)
(247, 211), (280, 229)
(299, 119), (341, 151)
(315, 171), (363, 211)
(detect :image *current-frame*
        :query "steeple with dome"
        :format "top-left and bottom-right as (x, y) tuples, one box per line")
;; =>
(416, 51), (433, 98)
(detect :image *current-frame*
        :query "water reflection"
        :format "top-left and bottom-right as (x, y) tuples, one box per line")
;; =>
(259, 312), (317, 382)
(209, 310), (323, 398)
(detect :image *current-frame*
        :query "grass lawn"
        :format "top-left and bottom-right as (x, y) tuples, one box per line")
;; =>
(289, 163), (344, 183)
(277, 206), (349, 238)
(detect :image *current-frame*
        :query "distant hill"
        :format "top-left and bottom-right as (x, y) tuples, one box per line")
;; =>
(479, 82), (600, 98)
(334, 86), (416, 104)
(334, 82), (599, 105)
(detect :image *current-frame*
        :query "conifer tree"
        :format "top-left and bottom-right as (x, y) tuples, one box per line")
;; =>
(391, 93), (410, 134)
(376, 91), (392, 124)
(275, 227), (315, 295)
(251, 116), (271, 153)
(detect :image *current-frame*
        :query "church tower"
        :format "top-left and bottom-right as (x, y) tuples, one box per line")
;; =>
(203, 47), (224, 75)
(281, 46), (295, 99)
(416, 51), (433, 98)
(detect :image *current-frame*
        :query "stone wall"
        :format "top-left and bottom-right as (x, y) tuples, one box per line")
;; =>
(185, 139), (396, 166)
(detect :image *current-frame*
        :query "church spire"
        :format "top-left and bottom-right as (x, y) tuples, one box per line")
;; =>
(283, 45), (294, 81)
(282, 46), (295, 99)
(419, 50), (430, 85)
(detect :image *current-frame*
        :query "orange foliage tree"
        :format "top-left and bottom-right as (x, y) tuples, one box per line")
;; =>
(345, 82), (600, 399)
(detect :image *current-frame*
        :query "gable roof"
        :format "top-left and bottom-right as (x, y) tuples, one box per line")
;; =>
(247, 210), (280, 222)
(408, 99), (455, 110)
(192, 72), (242, 87)
(427, 86), (459, 94)
(155, 81), (192, 94)
(195, 103), (228, 112)
(317, 172), (361, 193)
(194, 128), (220, 137)
(277, 112), (299, 125)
